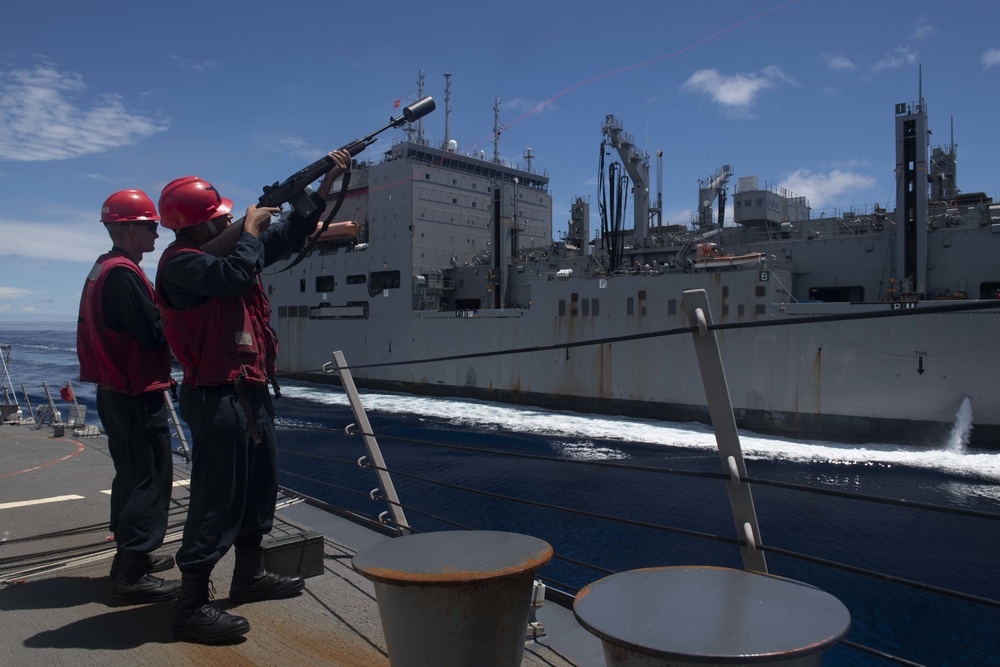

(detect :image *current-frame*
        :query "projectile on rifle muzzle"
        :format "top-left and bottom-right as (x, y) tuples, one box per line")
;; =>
(402, 96), (436, 123)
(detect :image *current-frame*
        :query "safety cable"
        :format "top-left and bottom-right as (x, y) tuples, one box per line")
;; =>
(361, 460), (741, 547)
(756, 542), (1000, 609)
(839, 640), (925, 667)
(352, 456), (1000, 610)
(279, 469), (373, 499)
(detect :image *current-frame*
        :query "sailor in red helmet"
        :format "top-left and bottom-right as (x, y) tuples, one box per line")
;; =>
(76, 190), (180, 604)
(155, 151), (350, 644)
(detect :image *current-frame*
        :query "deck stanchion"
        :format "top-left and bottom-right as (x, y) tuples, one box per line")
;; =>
(683, 289), (767, 572)
(34, 382), (62, 430)
(19, 385), (35, 424)
(325, 350), (411, 534)
(163, 389), (190, 462)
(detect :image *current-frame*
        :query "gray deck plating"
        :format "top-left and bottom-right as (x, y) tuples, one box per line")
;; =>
(0, 423), (587, 666)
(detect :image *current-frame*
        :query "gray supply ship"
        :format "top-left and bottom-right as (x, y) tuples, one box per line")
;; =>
(263, 82), (1000, 449)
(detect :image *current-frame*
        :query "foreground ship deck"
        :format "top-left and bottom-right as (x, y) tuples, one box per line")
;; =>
(0, 423), (589, 666)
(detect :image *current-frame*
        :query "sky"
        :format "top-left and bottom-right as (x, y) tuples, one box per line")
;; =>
(1, 0), (998, 322)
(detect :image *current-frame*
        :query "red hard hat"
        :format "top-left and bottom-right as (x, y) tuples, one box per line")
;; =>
(100, 190), (160, 223)
(158, 176), (234, 230)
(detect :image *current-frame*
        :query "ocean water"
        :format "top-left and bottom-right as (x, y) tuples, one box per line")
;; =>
(3, 321), (999, 666)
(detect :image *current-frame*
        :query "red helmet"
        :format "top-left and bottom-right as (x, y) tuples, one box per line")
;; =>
(158, 176), (234, 230)
(100, 190), (160, 223)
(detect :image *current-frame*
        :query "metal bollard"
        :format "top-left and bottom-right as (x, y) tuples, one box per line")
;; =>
(353, 530), (552, 667)
(574, 566), (851, 667)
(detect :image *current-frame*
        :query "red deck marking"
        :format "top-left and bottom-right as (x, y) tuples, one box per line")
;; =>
(0, 436), (87, 479)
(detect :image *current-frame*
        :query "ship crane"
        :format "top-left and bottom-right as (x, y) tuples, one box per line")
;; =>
(697, 165), (732, 231)
(598, 144), (629, 273)
(601, 115), (651, 253)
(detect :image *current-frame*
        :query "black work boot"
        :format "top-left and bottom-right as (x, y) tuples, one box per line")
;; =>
(111, 551), (181, 604)
(173, 571), (250, 644)
(229, 546), (304, 604)
(110, 552), (175, 580)
(149, 553), (175, 573)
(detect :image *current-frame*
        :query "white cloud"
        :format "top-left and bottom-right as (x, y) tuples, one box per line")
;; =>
(0, 65), (169, 161)
(79, 172), (119, 183)
(983, 49), (1000, 68)
(0, 209), (167, 277)
(870, 20), (932, 74)
(504, 98), (554, 115)
(872, 46), (917, 73)
(822, 53), (856, 72)
(911, 19), (934, 41)
(0, 303), (39, 314)
(778, 169), (876, 209)
(274, 136), (321, 160)
(830, 158), (870, 170)
(0, 287), (36, 298)
(0, 212), (123, 264)
(681, 66), (796, 109)
(668, 208), (694, 226)
(169, 55), (219, 72)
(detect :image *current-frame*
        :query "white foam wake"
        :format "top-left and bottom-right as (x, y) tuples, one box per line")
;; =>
(278, 385), (1000, 483)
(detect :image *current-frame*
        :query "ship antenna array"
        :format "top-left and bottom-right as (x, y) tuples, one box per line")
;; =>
(493, 98), (503, 164)
(441, 72), (452, 150)
(417, 70), (426, 144)
(403, 70), (428, 144)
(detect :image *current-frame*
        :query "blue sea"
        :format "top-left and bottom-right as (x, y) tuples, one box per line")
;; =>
(3, 321), (999, 666)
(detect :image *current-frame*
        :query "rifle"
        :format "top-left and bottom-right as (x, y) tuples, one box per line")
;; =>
(258, 96), (436, 220)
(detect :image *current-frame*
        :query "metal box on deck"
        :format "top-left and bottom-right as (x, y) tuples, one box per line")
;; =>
(262, 530), (324, 578)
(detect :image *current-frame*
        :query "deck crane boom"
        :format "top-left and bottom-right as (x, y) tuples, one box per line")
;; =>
(697, 165), (732, 230)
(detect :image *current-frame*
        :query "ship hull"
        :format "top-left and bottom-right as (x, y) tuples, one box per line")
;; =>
(273, 275), (1000, 449)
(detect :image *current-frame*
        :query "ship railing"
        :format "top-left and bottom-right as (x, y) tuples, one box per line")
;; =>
(733, 218), (888, 245)
(275, 373), (1000, 664)
(275, 297), (1000, 666)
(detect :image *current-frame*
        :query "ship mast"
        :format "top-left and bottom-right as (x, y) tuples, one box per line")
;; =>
(416, 70), (426, 145)
(652, 149), (663, 231)
(492, 98), (502, 164)
(893, 67), (930, 297)
(441, 72), (452, 150)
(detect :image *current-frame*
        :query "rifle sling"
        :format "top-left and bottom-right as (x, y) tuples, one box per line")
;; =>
(280, 170), (352, 272)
